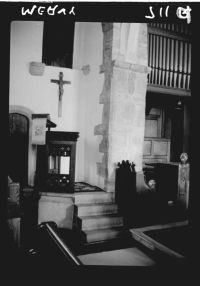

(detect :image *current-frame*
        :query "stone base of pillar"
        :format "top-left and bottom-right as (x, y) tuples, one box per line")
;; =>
(104, 178), (116, 193)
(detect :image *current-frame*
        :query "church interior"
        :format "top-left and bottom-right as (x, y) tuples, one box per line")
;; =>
(5, 20), (192, 268)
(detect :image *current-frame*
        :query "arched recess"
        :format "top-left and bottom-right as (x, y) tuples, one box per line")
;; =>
(9, 105), (36, 186)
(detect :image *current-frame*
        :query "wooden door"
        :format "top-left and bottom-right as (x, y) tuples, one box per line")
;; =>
(9, 113), (29, 187)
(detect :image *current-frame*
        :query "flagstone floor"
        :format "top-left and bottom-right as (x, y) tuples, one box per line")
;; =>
(78, 247), (156, 266)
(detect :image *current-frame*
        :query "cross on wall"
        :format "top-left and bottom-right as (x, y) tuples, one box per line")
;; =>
(51, 72), (71, 117)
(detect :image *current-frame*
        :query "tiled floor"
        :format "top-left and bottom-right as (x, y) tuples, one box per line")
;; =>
(78, 247), (156, 266)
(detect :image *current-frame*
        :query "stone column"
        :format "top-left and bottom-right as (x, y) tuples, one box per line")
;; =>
(95, 23), (148, 193)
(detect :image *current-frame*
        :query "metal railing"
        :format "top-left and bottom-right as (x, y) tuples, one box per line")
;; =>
(34, 221), (83, 266)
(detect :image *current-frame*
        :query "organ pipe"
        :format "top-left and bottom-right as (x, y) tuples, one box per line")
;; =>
(169, 39), (174, 87)
(187, 43), (191, 90)
(159, 36), (162, 85)
(148, 31), (191, 90)
(150, 34), (153, 83)
(162, 37), (166, 86)
(178, 41), (183, 88)
(152, 34), (156, 84)
(174, 40), (179, 88)
(183, 42), (188, 89)
(155, 35), (159, 84)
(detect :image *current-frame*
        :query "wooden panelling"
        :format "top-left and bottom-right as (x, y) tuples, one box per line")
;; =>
(143, 140), (152, 156)
(145, 119), (158, 138)
(143, 138), (170, 163)
(153, 141), (168, 156)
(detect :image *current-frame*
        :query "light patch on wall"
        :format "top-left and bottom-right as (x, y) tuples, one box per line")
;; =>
(32, 117), (47, 145)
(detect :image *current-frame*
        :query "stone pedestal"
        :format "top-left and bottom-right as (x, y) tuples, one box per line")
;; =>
(38, 192), (74, 229)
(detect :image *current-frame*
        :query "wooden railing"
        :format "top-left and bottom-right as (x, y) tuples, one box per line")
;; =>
(147, 23), (191, 92)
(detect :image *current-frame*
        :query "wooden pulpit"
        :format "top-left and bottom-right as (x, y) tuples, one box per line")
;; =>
(36, 131), (79, 193)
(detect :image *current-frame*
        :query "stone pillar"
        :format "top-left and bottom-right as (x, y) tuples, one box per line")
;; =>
(95, 23), (148, 193)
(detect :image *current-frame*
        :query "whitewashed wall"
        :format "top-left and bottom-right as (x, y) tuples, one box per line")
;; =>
(9, 21), (104, 189)
(73, 22), (104, 189)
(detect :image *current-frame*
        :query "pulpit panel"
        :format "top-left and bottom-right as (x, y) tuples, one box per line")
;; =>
(36, 131), (79, 193)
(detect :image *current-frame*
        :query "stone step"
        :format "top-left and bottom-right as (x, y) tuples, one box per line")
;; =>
(74, 191), (115, 204)
(83, 227), (131, 243)
(76, 202), (118, 216)
(78, 214), (124, 231)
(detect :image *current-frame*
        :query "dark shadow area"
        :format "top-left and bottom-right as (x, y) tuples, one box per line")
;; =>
(115, 160), (189, 228)
(144, 225), (190, 257)
(42, 20), (75, 69)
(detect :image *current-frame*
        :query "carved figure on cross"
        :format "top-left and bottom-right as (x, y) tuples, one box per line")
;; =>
(51, 72), (71, 117)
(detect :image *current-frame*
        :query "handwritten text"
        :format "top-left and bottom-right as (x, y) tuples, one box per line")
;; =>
(21, 5), (76, 16)
(145, 5), (191, 24)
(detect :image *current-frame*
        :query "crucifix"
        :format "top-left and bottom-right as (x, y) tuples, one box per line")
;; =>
(51, 72), (71, 117)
